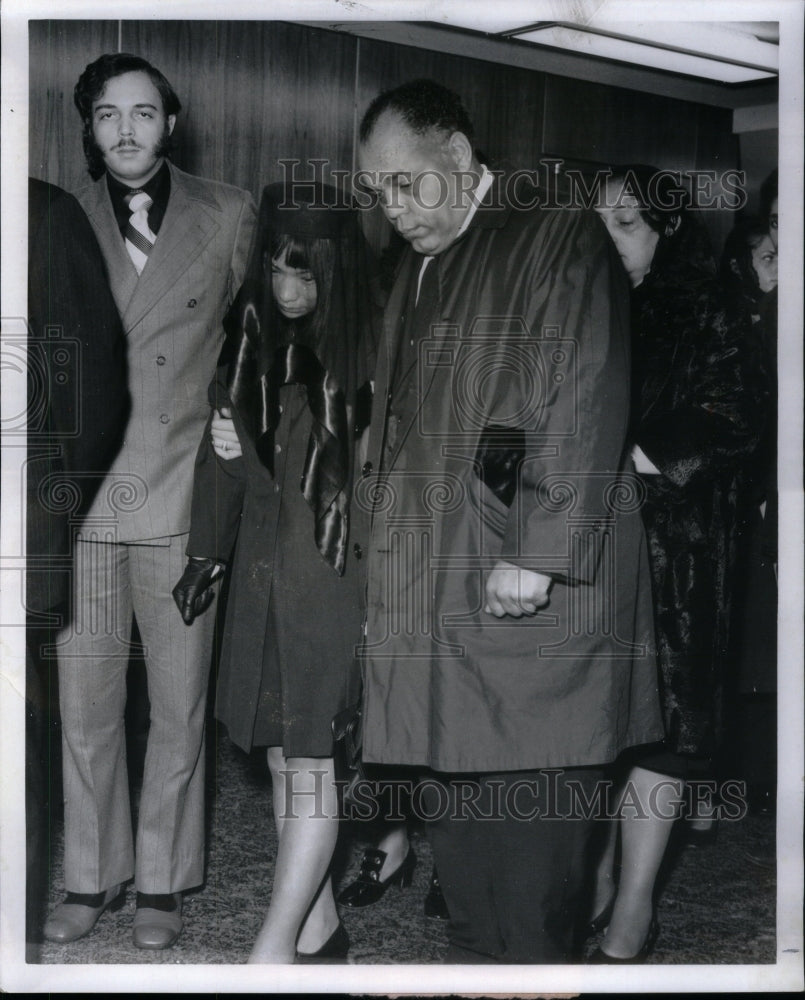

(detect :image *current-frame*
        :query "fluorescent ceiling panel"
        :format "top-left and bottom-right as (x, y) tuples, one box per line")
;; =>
(513, 25), (777, 82)
(572, 21), (779, 69)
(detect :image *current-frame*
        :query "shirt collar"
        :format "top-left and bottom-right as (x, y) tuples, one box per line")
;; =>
(106, 159), (169, 201)
(417, 165), (494, 291)
(107, 160), (171, 236)
(455, 164), (494, 239)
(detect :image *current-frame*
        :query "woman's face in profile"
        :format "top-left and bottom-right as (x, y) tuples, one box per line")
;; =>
(750, 233), (778, 294)
(595, 181), (660, 288)
(271, 250), (318, 319)
(768, 196), (778, 250)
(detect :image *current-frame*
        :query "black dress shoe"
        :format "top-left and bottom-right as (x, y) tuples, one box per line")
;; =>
(585, 894), (616, 936)
(296, 921), (350, 963)
(682, 817), (719, 849)
(43, 885), (126, 943)
(337, 846), (416, 907)
(587, 916), (660, 964)
(132, 892), (183, 950)
(423, 867), (449, 920)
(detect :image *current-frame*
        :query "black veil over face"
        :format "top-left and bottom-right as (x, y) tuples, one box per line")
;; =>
(224, 182), (377, 575)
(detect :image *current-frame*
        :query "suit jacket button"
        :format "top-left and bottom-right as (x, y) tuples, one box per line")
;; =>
(353, 543), (362, 559)
(187, 298), (197, 308)
(160, 414), (170, 424)
(156, 355), (166, 366)
(362, 461), (373, 477)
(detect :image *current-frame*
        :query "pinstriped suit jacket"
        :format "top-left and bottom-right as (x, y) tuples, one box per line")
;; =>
(76, 162), (256, 542)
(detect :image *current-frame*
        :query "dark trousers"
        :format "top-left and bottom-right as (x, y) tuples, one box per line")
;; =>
(26, 623), (60, 945)
(424, 766), (603, 963)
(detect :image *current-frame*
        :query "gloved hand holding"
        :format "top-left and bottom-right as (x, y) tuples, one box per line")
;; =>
(173, 556), (224, 625)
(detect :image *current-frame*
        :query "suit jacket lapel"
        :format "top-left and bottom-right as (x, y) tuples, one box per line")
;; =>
(122, 164), (221, 330)
(79, 179), (140, 318)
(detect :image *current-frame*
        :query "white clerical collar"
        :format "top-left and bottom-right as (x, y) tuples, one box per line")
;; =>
(417, 164), (492, 301)
(456, 164), (494, 238)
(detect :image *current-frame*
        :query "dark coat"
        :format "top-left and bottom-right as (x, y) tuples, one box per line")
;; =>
(187, 375), (367, 755)
(26, 178), (128, 614)
(631, 221), (768, 754)
(360, 174), (664, 773)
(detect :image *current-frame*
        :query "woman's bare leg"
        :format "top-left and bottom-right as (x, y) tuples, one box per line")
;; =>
(248, 749), (339, 963)
(598, 766), (683, 958)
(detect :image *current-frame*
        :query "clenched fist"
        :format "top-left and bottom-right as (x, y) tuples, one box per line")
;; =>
(483, 560), (552, 618)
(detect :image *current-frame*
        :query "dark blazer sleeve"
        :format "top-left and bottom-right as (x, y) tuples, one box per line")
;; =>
(502, 208), (632, 585)
(28, 178), (129, 488)
(27, 178), (129, 611)
(186, 367), (247, 562)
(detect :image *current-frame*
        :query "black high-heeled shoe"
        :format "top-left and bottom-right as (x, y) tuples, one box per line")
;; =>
(337, 846), (417, 907)
(587, 915), (660, 964)
(423, 867), (449, 920)
(682, 817), (719, 849)
(586, 894), (616, 936)
(296, 921), (350, 963)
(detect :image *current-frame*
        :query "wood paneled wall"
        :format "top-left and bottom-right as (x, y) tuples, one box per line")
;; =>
(29, 20), (119, 192)
(29, 20), (740, 250)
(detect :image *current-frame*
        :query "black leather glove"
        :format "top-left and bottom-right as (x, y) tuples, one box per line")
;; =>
(172, 557), (224, 625)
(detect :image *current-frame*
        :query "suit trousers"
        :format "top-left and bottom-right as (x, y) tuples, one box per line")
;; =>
(424, 766), (603, 963)
(56, 536), (215, 893)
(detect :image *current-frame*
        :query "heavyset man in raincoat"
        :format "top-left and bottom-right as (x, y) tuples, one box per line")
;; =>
(356, 79), (663, 963)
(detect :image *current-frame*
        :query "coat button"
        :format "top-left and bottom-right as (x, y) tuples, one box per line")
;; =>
(353, 543), (362, 559)
(187, 298), (197, 308)
(274, 483), (280, 493)
(160, 414), (170, 424)
(156, 355), (166, 366)
(274, 443), (282, 454)
(362, 461), (373, 476)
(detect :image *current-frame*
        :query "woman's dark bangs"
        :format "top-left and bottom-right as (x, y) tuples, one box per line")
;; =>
(270, 233), (312, 271)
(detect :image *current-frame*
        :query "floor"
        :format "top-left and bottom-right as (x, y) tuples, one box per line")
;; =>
(29, 720), (777, 969)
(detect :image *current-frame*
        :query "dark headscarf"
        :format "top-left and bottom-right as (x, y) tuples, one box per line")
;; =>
(606, 163), (718, 293)
(719, 216), (772, 317)
(224, 182), (376, 574)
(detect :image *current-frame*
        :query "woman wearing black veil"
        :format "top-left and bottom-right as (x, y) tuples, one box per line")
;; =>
(176, 182), (376, 963)
(588, 166), (766, 961)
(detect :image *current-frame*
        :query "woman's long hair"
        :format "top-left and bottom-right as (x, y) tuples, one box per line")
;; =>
(223, 182), (376, 574)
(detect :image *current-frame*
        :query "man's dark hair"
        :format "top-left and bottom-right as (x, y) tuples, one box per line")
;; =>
(359, 79), (474, 146)
(74, 53), (181, 179)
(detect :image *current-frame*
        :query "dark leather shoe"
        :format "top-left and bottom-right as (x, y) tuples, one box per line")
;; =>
(337, 846), (416, 907)
(296, 921), (350, 963)
(43, 885), (126, 943)
(585, 893), (616, 936)
(132, 892), (183, 950)
(587, 916), (660, 964)
(423, 867), (449, 920)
